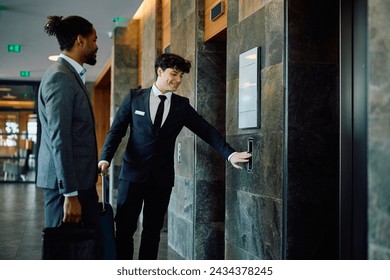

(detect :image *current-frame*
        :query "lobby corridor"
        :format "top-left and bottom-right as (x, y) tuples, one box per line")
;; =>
(0, 182), (181, 260)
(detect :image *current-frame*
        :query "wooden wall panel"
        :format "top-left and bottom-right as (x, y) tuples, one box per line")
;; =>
(162, 0), (171, 51)
(204, 0), (227, 41)
(93, 61), (111, 157)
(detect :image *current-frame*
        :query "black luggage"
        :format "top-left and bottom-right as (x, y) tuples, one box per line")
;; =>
(42, 222), (98, 260)
(99, 173), (116, 259)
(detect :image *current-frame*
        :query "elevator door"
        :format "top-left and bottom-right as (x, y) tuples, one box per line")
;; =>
(339, 0), (368, 259)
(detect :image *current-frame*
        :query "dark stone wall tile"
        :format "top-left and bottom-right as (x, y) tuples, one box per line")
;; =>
(265, 0), (284, 66)
(368, 0), (390, 256)
(164, 0), (197, 257)
(195, 139), (225, 181)
(226, 133), (283, 199)
(226, 78), (240, 135)
(140, 1), (160, 87)
(227, 0), (239, 29)
(227, 9), (265, 82)
(225, 241), (259, 260)
(261, 64), (284, 132)
(169, 176), (194, 221)
(194, 222), (224, 259)
(194, 180), (225, 259)
(170, 0), (228, 259)
(168, 212), (193, 259)
(225, 187), (282, 259)
(368, 3), (390, 258)
(111, 24), (139, 188)
(225, 0), (284, 259)
(194, 180), (225, 224)
(174, 136), (195, 178)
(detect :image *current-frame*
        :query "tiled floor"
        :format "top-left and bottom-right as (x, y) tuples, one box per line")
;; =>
(0, 182), (182, 260)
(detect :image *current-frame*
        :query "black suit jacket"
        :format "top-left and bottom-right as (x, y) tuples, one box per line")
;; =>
(100, 87), (235, 187)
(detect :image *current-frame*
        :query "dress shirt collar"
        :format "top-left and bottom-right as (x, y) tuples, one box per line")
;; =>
(152, 83), (172, 101)
(59, 53), (87, 80)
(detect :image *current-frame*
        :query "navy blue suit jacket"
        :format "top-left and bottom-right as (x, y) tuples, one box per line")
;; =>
(100, 87), (235, 187)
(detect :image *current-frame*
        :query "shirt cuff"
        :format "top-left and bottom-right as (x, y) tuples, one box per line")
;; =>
(64, 191), (78, 197)
(99, 160), (110, 166)
(228, 152), (237, 162)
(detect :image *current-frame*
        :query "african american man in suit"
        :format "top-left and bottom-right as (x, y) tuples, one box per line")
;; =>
(37, 15), (102, 258)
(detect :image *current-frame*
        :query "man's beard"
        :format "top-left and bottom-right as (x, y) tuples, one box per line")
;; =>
(85, 51), (97, 66)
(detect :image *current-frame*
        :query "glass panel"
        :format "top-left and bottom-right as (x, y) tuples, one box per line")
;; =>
(0, 81), (38, 182)
(0, 111), (36, 182)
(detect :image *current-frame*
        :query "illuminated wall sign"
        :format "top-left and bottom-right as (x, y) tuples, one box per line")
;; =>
(113, 17), (129, 27)
(20, 71), (30, 77)
(238, 46), (261, 129)
(8, 44), (21, 53)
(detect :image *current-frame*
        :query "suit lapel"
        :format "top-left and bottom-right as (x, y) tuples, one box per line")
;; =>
(58, 58), (89, 94)
(163, 93), (176, 126)
(141, 88), (153, 127)
(57, 58), (95, 125)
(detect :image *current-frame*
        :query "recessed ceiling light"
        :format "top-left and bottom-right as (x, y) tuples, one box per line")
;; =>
(48, 55), (59, 61)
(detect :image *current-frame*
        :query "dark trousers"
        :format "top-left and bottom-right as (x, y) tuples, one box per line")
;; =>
(115, 177), (172, 260)
(43, 186), (104, 259)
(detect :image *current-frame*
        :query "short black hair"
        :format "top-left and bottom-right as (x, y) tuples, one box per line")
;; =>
(44, 15), (93, 51)
(154, 53), (191, 77)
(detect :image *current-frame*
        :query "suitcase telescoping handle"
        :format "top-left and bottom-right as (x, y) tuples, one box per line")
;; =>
(99, 168), (107, 212)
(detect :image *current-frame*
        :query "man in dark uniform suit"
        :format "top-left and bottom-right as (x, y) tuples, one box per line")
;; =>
(98, 53), (251, 260)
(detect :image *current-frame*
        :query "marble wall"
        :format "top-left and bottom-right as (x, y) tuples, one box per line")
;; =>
(139, 0), (161, 88)
(110, 23), (139, 190)
(367, 0), (390, 259)
(225, 0), (284, 259)
(167, 0), (197, 259)
(168, 0), (228, 260)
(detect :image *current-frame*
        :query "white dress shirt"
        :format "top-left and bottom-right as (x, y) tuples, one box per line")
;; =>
(59, 53), (86, 84)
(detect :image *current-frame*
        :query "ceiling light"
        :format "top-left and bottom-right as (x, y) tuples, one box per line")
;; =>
(0, 87), (12, 92)
(2, 93), (17, 100)
(48, 55), (59, 61)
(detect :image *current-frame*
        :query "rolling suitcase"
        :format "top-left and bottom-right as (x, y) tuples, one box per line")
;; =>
(99, 173), (116, 259)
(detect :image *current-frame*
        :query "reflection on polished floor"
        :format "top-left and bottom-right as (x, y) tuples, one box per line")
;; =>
(0, 182), (182, 260)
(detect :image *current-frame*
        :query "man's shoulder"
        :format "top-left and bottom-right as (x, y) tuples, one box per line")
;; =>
(172, 93), (190, 104)
(130, 87), (151, 97)
(40, 63), (74, 89)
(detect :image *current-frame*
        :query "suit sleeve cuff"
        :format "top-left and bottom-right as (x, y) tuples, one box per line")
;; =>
(63, 191), (78, 197)
(99, 160), (110, 166)
(228, 152), (237, 162)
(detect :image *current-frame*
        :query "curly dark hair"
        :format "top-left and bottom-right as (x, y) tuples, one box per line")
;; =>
(44, 15), (93, 51)
(154, 53), (191, 77)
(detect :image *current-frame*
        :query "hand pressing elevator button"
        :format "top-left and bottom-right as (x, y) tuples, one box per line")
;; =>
(247, 138), (254, 173)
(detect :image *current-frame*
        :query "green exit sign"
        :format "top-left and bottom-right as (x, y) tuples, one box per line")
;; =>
(8, 44), (22, 53)
(20, 71), (30, 77)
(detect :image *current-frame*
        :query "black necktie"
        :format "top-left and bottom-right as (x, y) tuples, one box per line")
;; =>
(154, 95), (167, 130)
